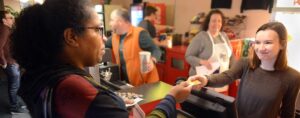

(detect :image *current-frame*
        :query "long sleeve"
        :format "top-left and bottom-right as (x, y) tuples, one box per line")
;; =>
(280, 70), (300, 118)
(206, 58), (246, 87)
(185, 31), (215, 76)
(138, 20), (157, 38)
(147, 109), (167, 118)
(139, 30), (161, 61)
(185, 34), (204, 67)
(185, 31), (218, 67)
(147, 95), (177, 118)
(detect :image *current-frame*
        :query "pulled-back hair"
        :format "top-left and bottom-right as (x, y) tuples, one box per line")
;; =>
(11, 0), (93, 70)
(249, 22), (288, 70)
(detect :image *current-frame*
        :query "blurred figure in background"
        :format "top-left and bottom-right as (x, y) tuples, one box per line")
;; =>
(106, 8), (161, 86)
(0, 10), (27, 114)
(185, 9), (234, 93)
(138, 5), (172, 48)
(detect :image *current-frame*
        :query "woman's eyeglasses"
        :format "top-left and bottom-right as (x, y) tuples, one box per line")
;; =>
(77, 26), (104, 38)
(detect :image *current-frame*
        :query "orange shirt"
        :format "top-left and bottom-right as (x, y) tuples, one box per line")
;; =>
(111, 26), (159, 86)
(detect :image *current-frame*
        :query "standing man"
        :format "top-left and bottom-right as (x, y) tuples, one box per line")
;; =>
(105, 8), (161, 86)
(0, 10), (26, 113)
(138, 5), (173, 47)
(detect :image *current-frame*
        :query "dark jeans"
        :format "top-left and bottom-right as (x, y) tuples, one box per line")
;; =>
(4, 64), (21, 108)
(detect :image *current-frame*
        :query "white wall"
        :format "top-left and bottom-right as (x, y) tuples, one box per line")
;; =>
(5, 0), (271, 38)
(111, 0), (271, 38)
(110, 0), (131, 9)
(174, 0), (271, 38)
(174, 0), (210, 35)
(110, 0), (175, 25)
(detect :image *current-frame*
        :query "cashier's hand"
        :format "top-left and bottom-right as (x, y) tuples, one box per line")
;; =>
(187, 74), (208, 90)
(159, 40), (169, 48)
(168, 81), (192, 103)
(199, 59), (212, 70)
(123, 98), (134, 105)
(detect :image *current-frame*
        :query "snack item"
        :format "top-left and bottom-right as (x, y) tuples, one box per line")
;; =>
(189, 80), (201, 86)
(115, 92), (143, 105)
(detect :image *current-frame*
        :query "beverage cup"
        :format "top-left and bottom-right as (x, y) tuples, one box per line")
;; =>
(139, 51), (151, 73)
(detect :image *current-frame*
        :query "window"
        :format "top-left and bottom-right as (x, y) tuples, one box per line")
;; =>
(273, 0), (300, 71)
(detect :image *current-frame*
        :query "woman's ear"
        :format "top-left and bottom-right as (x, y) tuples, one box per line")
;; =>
(63, 28), (79, 47)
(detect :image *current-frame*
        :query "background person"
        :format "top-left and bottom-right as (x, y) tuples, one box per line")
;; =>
(185, 9), (233, 93)
(11, 0), (192, 117)
(105, 8), (161, 86)
(188, 22), (300, 118)
(0, 10), (27, 113)
(138, 5), (172, 48)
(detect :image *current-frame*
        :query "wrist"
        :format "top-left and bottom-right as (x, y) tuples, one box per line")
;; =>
(199, 59), (204, 64)
(167, 93), (177, 103)
(203, 75), (209, 86)
(151, 57), (157, 64)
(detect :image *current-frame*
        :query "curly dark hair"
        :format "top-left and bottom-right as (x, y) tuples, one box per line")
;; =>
(11, 0), (93, 70)
(202, 9), (225, 31)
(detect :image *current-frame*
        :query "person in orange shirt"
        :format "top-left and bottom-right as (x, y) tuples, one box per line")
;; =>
(105, 8), (161, 86)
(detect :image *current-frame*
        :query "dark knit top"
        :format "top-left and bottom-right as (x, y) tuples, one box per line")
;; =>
(207, 58), (300, 118)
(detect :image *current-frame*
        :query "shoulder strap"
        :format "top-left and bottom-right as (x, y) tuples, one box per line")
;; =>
(36, 65), (90, 118)
(32, 65), (117, 118)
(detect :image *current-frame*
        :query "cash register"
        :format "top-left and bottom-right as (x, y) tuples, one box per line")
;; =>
(98, 48), (133, 91)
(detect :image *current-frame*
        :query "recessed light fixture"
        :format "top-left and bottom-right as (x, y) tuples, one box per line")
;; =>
(20, 0), (29, 3)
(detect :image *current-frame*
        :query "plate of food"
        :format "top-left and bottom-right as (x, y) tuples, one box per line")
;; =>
(115, 92), (144, 107)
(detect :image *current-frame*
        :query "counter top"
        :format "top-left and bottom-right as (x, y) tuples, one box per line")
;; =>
(118, 81), (172, 105)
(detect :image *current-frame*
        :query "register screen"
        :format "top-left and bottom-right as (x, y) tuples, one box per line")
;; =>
(131, 5), (143, 27)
